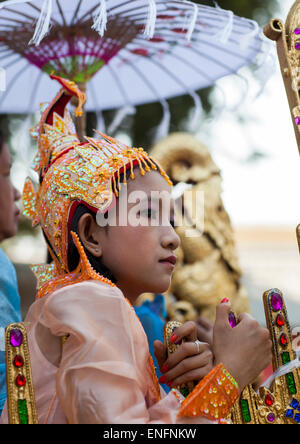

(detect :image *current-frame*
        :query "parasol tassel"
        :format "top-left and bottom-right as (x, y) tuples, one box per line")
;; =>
(239, 19), (259, 50)
(29, 0), (52, 46)
(92, 0), (107, 37)
(96, 110), (106, 133)
(187, 92), (202, 133)
(0, 67), (6, 91)
(108, 105), (136, 134)
(186, 2), (198, 41)
(153, 101), (170, 143)
(144, 0), (157, 39)
(213, 2), (233, 44)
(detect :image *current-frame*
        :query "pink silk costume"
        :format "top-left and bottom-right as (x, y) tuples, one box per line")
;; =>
(1, 280), (212, 424)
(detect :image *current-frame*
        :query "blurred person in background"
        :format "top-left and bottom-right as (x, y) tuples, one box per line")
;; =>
(0, 129), (22, 414)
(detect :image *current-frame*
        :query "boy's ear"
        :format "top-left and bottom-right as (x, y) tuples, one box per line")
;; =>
(77, 213), (102, 258)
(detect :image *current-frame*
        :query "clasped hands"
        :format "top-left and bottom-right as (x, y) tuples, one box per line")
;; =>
(154, 300), (272, 393)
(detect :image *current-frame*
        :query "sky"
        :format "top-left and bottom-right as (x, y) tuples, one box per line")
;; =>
(194, 1), (300, 228)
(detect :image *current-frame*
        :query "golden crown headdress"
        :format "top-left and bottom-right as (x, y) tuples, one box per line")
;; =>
(22, 74), (172, 298)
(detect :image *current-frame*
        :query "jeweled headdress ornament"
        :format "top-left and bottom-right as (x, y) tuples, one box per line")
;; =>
(23, 74), (172, 298)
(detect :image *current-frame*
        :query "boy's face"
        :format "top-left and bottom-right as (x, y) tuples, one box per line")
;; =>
(0, 144), (21, 242)
(95, 170), (180, 303)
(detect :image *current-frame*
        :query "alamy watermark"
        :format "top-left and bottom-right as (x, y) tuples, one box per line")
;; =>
(95, 185), (205, 238)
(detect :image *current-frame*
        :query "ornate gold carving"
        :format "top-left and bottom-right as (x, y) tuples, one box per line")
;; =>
(231, 289), (300, 424)
(264, 1), (300, 154)
(5, 323), (38, 424)
(163, 320), (195, 397)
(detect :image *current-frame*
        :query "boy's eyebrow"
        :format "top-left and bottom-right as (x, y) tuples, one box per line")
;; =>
(147, 195), (175, 213)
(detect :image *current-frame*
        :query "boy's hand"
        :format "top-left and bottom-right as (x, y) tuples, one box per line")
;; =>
(154, 321), (213, 388)
(213, 302), (272, 391)
(195, 316), (214, 347)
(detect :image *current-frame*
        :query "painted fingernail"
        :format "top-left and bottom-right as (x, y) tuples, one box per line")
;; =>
(162, 364), (168, 373)
(221, 298), (229, 304)
(167, 381), (174, 388)
(159, 375), (166, 383)
(170, 333), (178, 343)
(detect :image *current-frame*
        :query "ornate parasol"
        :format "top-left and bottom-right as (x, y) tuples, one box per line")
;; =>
(0, 0), (268, 139)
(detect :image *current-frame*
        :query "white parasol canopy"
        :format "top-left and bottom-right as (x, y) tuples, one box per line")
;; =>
(0, 0), (269, 134)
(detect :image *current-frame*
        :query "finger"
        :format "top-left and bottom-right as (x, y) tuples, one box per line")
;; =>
(215, 302), (232, 327)
(163, 343), (212, 378)
(170, 321), (197, 344)
(165, 341), (211, 370)
(170, 364), (213, 387)
(161, 353), (212, 385)
(196, 316), (213, 330)
(237, 312), (255, 323)
(154, 340), (167, 372)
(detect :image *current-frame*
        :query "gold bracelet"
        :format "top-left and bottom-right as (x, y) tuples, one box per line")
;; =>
(178, 363), (239, 422)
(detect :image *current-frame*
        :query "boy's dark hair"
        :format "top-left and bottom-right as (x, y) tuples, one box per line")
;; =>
(67, 203), (117, 283)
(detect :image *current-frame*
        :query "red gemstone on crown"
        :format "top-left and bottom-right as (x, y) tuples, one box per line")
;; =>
(265, 394), (274, 406)
(280, 333), (288, 347)
(15, 374), (26, 387)
(13, 355), (24, 368)
(276, 314), (285, 327)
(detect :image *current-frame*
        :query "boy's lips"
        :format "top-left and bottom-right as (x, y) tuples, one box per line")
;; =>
(14, 209), (20, 221)
(159, 255), (177, 266)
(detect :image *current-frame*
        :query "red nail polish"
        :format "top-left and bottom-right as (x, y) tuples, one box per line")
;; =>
(167, 381), (173, 388)
(159, 375), (166, 383)
(162, 364), (168, 373)
(170, 334), (178, 343)
(221, 298), (229, 304)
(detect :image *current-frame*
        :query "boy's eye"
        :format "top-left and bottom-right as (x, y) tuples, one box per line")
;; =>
(141, 208), (156, 218)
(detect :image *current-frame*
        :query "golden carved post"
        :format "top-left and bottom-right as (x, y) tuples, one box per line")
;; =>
(231, 289), (300, 424)
(231, 2), (300, 424)
(264, 2), (300, 155)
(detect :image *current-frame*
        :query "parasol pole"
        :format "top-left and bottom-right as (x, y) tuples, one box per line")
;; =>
(71, 81), (87, 142)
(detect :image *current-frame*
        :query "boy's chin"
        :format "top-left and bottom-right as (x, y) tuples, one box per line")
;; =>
(149, 279), (171, 295)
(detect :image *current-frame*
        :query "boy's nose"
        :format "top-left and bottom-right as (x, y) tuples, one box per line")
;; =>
(14, 186), (21, 202)
(162, 227), (180, 251)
